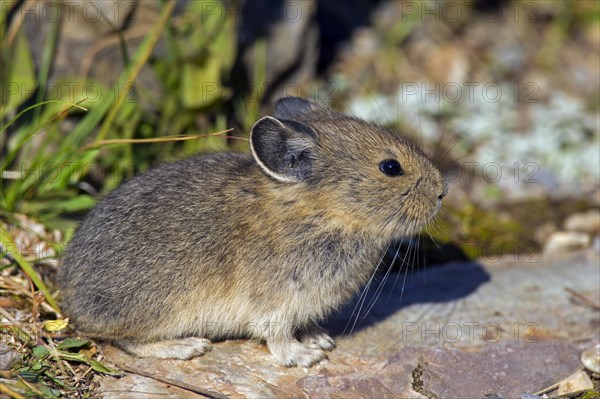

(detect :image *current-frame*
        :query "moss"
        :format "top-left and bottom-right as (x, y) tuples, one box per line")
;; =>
(580, 389), (600, 399)
(430, 201), (533, 261)
(428, 196), (597, 262)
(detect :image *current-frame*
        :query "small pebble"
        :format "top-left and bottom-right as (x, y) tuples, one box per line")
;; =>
(520, 395), (541, 399)
(543, 231), (591, 254)
(564, 209), (600, 234)
(0, 342), (20, 370)
(557, 369), (593, 394)
(581, 343), (600, 373)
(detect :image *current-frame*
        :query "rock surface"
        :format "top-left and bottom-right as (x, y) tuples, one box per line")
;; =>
(97, 248), (599, 398)
(0, 342), (20, 371)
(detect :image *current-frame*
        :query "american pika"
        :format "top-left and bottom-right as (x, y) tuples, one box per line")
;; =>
(58, 97), (446, 367)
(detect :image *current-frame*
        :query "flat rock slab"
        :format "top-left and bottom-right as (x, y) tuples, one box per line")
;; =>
(97, 249), (599, 398)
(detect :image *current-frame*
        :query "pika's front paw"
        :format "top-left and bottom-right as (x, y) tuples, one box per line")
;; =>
(302, 331), (336, 351)
(268, 340), (327, 368)
(118, 337), (211, 360)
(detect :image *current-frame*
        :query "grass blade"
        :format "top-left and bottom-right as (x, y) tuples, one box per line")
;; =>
(0, 100), (86, 136)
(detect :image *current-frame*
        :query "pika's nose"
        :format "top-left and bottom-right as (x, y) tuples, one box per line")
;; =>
(438, 181), (448, 200)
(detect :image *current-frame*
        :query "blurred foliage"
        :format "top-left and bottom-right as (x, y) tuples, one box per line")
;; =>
(0, 1), (246, 230)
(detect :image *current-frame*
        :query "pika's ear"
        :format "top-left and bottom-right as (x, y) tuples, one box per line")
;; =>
(249, 116), (316, 183)
(273, 97), (319, 122)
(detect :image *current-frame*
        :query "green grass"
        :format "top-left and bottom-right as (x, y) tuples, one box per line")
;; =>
(0, 1), (245, 231)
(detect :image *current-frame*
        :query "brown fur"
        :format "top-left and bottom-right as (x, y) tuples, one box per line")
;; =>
(58, 97), (446, 367)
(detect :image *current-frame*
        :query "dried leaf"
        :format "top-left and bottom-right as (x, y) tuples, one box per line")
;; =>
(42, 318), (69, 333)
(57, 352), (117, 374)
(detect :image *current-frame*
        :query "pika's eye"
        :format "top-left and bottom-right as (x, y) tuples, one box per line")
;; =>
(379, 159), (403, 176)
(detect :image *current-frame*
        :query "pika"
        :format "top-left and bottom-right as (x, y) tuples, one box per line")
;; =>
(58, 97), (446, 367)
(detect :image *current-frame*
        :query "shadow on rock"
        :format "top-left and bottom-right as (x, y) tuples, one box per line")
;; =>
(325, 260), (491, 336)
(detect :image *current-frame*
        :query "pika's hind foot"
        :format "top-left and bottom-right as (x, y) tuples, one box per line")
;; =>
(118, 337), (211, 360)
